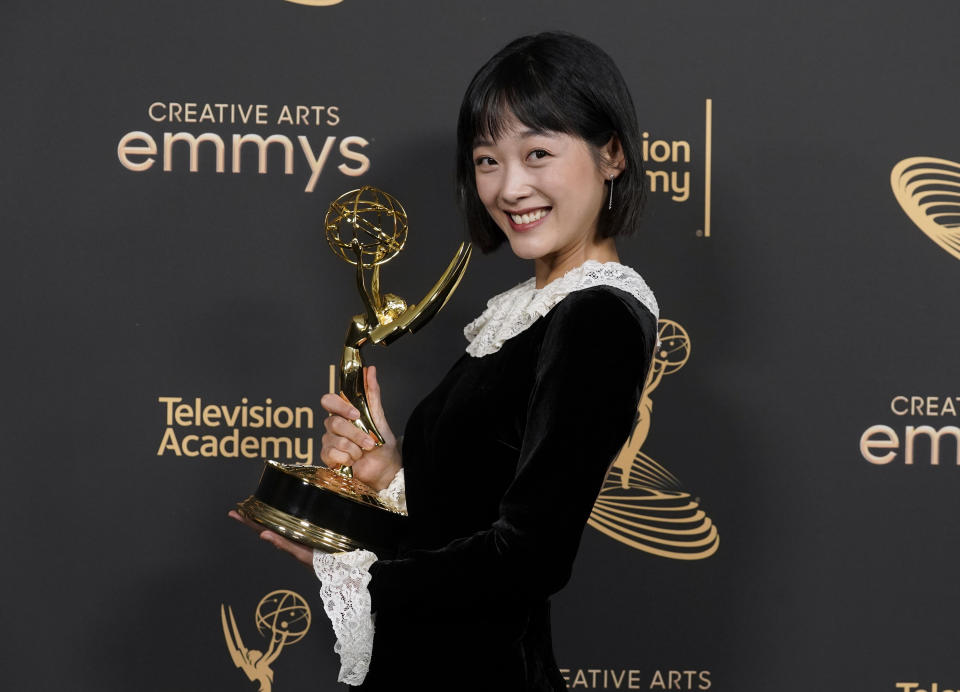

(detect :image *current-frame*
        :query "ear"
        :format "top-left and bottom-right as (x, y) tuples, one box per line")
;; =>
(600, 135), (626, 178)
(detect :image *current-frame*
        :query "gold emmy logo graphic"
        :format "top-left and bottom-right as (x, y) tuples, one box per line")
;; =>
(891, 156), (960, 260)
(589, 319), (719, 560)
(221, 590), (312, 692)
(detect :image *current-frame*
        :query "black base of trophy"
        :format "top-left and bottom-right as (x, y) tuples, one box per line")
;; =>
(237, 460), (406, 556)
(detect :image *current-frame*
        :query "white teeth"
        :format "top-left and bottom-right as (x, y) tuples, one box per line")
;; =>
(510, 209), (547, 224)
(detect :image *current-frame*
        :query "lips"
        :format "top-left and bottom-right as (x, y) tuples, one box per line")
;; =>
(505, 207), (550, 231)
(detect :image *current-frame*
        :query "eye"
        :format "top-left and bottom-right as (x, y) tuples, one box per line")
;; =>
(474, 153), (497, 167)
(529, 149), (550, 160)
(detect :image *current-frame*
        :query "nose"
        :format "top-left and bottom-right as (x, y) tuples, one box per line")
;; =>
(498, 163), (533, 205)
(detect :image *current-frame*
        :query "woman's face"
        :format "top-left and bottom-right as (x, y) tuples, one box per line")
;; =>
(472, 113), (614, 262)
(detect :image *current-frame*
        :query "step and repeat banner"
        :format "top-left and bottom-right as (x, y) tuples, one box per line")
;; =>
(3, 1), (958, 690)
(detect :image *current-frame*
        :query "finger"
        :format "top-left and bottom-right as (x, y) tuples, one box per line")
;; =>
(229, 510), (268, 534)
(259, 530), (312, 566)
(321, 443), (359, 467)
(320, 392), (360, 420)
(364, 365), (394, 441)
(229, 512), (312, 566)
(258, 529), (291, 548)
(326, 415), (377, 452)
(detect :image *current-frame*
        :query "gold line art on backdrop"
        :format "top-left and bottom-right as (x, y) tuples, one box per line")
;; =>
(221, 590), (312, 692)
(283, 0), (343, 6)
(891, 156), (960, 260)
(589, 319), (719, 560)
(703, 98), (712, 238)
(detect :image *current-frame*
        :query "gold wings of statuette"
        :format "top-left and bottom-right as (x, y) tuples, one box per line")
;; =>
(326, 187), (472, 448)
(367, 241), (472, 345)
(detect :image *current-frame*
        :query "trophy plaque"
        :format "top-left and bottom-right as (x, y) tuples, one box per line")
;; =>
(237, 186), (472, 555)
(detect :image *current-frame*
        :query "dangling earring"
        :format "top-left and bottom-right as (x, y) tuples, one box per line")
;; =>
(607, 174), (615, 211)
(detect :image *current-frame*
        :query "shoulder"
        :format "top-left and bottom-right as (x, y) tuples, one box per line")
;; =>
(540, 260), (658, 347)
(543, 285), (657, 351)
(532, 286), (657, 393)
(545, 260), (659, 321)
(463, 260), (659, 358)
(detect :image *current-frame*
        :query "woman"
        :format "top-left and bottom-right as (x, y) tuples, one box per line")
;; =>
(232, 31), (658, 691)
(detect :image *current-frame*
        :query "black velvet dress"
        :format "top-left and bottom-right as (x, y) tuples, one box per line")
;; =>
(357, 284), (657, 691)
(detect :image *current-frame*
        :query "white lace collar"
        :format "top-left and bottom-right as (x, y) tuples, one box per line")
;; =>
(463, 260), (658, 358)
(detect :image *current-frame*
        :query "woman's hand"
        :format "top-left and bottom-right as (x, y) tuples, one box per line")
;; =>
(228, 366), (398, 569)
(320, 365), (402, 491)
(228, 510), (313, 566)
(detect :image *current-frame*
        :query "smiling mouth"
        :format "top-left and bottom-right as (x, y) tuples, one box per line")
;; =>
(506, 207), (550, 229)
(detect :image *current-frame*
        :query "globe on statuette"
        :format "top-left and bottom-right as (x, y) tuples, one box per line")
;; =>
(324, 186), (408, 268)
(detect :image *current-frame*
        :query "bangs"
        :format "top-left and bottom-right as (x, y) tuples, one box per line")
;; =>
(467, 55), (575, 146)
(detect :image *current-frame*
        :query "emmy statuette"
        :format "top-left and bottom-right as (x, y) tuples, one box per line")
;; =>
(237, 186), (472, 555)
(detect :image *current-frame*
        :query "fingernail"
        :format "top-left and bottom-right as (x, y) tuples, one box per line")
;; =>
(362, 437), (375, 450)
(350, 408), (360, 419)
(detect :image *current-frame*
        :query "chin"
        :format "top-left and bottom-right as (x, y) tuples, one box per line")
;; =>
(505, 235), (550, 261)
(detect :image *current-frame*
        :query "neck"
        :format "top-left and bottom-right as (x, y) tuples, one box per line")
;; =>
(533, 236), (620, 289)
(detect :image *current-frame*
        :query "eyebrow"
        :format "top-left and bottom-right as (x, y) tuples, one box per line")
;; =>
(472, 127), (554, 149)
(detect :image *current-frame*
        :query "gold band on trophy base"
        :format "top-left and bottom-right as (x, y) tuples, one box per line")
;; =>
(236, 497), (362, 553)
(237, 460), (407, 555)
(237, 186), (471, 553)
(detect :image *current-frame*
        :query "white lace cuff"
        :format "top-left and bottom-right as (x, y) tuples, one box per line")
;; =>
(313, 548), (378, 685)
(377, 467), (407, 513)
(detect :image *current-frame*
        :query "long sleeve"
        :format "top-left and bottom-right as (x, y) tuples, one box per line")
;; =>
(367, 288), (655, 613)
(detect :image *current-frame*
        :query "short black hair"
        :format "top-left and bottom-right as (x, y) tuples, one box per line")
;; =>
(456, 32), (646, 253)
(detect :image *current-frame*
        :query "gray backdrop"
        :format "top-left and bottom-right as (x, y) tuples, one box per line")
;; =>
(4, 1), (959, 690)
